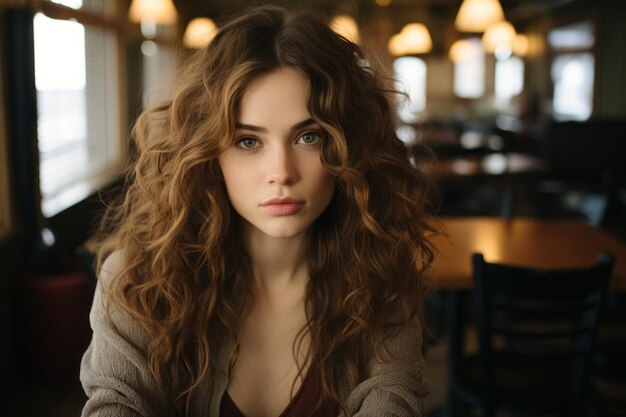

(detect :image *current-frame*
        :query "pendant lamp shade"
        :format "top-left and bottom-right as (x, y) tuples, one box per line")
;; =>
(482, 20), (516, 53)
(454, 0), (505, 33)
(449, 39), (479, 62)
(128, 0), (178, 24)
(388, 23), (432, 56)
(513, 33), (529, 56)
(183, 18), (217, 49)
(329, 15), (360, 44)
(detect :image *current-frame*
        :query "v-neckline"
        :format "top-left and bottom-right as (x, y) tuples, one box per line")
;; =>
(221, 372), (312, 417)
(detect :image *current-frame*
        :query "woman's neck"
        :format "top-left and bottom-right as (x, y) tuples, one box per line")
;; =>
(243, 225), (310, 297)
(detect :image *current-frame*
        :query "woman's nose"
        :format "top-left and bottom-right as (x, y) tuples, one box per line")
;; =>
(268, 147), (299, 185)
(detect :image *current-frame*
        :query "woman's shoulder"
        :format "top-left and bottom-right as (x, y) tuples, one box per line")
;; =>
(377, 316), (424, 369)
(81, 249), (171, 416)
(90, 249), (151, 350)
(98, 249), (125, 288)
(340, 317), (428, 416)
(92, 249), (124, 310)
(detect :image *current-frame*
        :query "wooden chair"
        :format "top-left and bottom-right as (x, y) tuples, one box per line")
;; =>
(587, 293), (626, 417)
(448, 253), (614, 417)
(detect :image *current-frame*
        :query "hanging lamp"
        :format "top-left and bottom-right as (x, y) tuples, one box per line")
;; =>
(449, 39), (479, 62)
(513, 33), (529, 56)
(482, 20), (516, 53)
(388, 23), (432, 56)
(128, 0), (178, 25)
(183, 17), (217, 49)
(329, 14), (360, 44)
(454, 0), (505, 33)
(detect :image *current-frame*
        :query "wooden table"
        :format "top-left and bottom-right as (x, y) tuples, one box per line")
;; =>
(429, 217), (626, 291)
(428, 152), (548, 178)
(422, 153), (549, 218)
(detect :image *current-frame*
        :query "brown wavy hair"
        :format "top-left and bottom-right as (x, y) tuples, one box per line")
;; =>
(96, 4), (438, 416)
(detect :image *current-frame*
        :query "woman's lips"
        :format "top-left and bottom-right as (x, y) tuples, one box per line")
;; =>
(261, 198), (305, 216)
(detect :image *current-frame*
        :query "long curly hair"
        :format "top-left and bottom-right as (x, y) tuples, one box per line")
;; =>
(96, 4), (438, 416)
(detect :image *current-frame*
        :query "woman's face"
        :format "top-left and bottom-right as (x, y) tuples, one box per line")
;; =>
(219, 66), (335, 240)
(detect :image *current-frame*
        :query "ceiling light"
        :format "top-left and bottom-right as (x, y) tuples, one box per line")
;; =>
(513, 33), (529, 56)
(329, 15), (360, 44)
(482, 20), (516, 53)
(183, 17), (217, 49)
(449, 39), (481, 62)
(454, 0), (505, 33)
(128, 0), (177, 25)
(388, 23), (432, 56)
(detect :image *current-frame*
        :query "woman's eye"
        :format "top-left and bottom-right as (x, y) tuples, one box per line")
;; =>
(297, 131), (321, 145)
(236, 137), (259, 149)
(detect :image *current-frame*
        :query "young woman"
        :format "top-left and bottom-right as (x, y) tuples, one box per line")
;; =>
(81, 5), (437, 417)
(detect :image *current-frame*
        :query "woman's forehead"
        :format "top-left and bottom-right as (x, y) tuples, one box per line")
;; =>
(236, 67), (312, 127)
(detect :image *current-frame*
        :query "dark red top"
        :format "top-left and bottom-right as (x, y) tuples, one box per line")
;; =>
(219, 372), (337, 417)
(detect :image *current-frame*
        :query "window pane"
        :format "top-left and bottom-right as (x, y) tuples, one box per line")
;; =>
(47, 0), (112, 16)
(548, 21), (594, 50)
(142, 41), (177, 107)
(453, 38), (485, 99)
(34, 13), (88, 200)
(495, 56), (524, 102)
(394, 56), (427, 123)
(552, 52), (594, 121)
(50, 0), (83, 9)
(34, 12), (121, 217)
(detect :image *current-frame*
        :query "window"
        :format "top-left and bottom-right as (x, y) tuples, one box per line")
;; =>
(552, 52), (594, 121)
(34, 0), (123, 217)
(549, 21), (595, 121)
(0, 55), (12, 238)
(49, 0), (113, 17)
(394, 56), (427, 123)
(495, 56), (524, 103)
(453, 38), (485, 99)
(142, 39), (177, 108)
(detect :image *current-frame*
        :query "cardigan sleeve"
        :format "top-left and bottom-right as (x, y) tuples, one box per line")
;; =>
(80, 252), (170, 417)
(342, 318), (429, 417)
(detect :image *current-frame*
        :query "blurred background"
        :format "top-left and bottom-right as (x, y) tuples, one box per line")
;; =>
(0, 0), (625, 416)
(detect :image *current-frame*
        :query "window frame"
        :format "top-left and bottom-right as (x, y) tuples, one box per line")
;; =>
(452, 37), (486, 99)
(393, 55), (428, 124)
(34, 0), (127, 218)
(0, 49), (12, 240)
(545, 6), (600, 120)
(494, 55), (525, 105)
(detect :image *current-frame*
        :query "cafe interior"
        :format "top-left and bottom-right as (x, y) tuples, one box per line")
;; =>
(1, 0), (625, 415)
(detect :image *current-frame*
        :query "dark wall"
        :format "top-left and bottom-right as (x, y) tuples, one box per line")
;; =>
(597, 2), (626, 117)
(0, 236), (25, 404)
(0, 6), (31, 402)
(549, 119), (626, 182)
(0, 5), (124, 401)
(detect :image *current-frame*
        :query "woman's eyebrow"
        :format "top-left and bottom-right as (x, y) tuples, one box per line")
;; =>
(235, 118), (317, 133)
(291, 118), (317, 130)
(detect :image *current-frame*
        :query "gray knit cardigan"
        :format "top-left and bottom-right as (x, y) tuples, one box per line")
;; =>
(80, 252), (428, 417)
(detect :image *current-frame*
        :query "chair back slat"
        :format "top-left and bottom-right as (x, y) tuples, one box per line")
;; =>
(472, 252), (614, 417)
